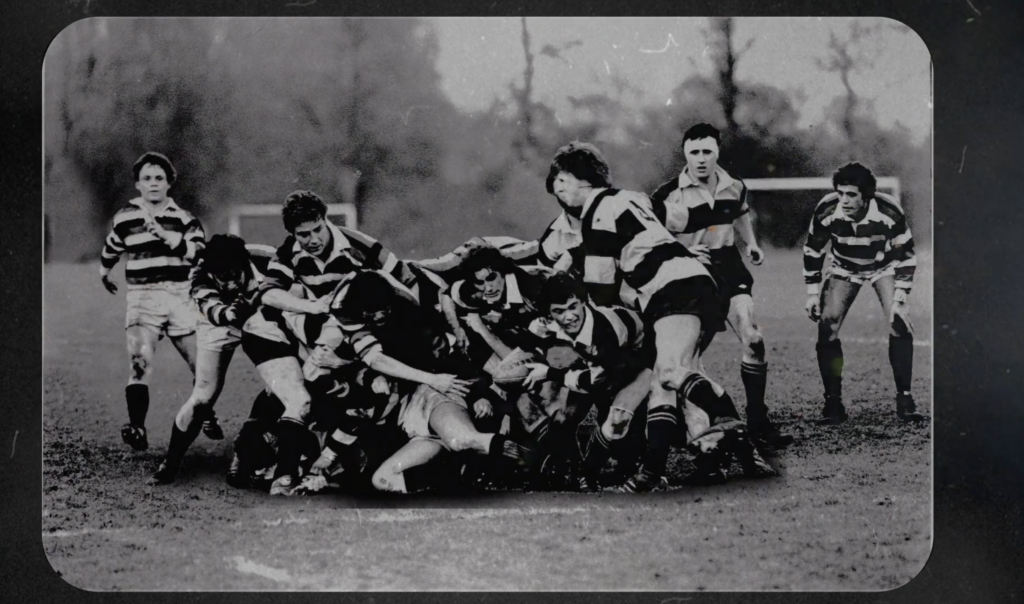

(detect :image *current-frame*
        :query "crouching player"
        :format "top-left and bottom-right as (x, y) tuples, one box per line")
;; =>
(331, 270), (535, 494)
(149, 235), (277, 484)
(804, 162), (924, 424)
(523, 273), (652, 491)
(547, 142), (776, 491)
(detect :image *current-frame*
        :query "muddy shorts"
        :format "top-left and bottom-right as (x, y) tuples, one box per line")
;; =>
(125, 282), (198, 338)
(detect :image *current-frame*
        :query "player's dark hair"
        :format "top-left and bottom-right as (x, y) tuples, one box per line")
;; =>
(460, 245), (514, 280)
(132, 151), (177, 184)
(538, 272), (588, 313)
(545, 142), (612, 194)
(681, 123), (721, 147)
(832, 162), (877, 200)
(282, 190), (328, 232)
(342, 271), (397, 317)
(201, 234), (253, 279)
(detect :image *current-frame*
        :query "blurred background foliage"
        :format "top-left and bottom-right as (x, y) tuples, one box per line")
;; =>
(44, 17), (930, 262)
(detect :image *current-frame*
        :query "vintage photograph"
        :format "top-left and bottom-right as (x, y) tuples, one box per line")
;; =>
(42, 16), (932, 591)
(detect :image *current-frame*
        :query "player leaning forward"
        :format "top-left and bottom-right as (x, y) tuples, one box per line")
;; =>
(547, 143), (776, 492)
(804, 162), (924, 424)
(100, 152), (220, 451)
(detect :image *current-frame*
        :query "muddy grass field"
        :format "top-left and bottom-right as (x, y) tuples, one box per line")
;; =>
(42, 250), (933, 592)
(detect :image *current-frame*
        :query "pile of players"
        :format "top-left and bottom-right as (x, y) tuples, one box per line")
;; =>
(98, 122), (923, 496)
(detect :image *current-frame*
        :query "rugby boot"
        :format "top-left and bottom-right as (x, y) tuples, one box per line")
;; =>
(681, 445), (730, 486)
(817, 396), (848, 425)
(896, 393), (925, 422)
(269, 474), (298, 497)
(202, 412), (225, 440)
(225, 452), (251, 489)
(748, 419), (794, 449)
(148, 459), (179, 485)
(121, 424), (148, 451)
(730, 433), (780, 479)
(616, 465), (669, 493)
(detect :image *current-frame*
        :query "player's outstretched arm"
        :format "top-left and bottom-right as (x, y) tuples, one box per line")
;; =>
(440, 294), (471, 354)
(364, 350), (471, 399)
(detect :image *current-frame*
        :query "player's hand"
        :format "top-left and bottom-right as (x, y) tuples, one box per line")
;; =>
(473, 398), (493, 418)
(101, 274), (118, 295)
(145, 219), (182, 249)
(689, 244), (711, 265)
(431, 374), (472, 399)
(309, 345), (344, 369)
(458, 237), (491, 257)
(223, 306), (239, 327)
(297, 473), (330, 494)
(893, 289), (909, 307)
(309, 449), (337, 475)
(805, 295), (821, 322)
(747, 245), (765, 266)
(523, 363), (550, 390)
(454, 328), (472, 355)
(308, 297), (332, 315)
(371, 375), (391, 395)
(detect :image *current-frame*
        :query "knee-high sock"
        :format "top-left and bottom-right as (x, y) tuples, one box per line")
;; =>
(740, 362), (769, 422)
(680, 373), (741, 423)
(888, 335), (914, 394)
(643, 405), (678, 477)
(816, 339), (844, 399)
(164, 419), (203, 467)
(274, 417), (311, 480)
(583, 427), (613, 478)
(126, 384), (149, 427)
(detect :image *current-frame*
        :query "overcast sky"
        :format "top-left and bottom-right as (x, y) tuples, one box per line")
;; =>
(428, 17), (931, 145)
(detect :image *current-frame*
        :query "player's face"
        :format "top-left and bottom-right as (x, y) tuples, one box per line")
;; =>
(471, 268), (505, 304)
(212, 269), (247, 297)
(836, 185), (868, 218)
(683, 137), (719, 180)
(550, 296), (584, 336)
(360, 307), (391, 328)
(135, 163), (171, 203)
(293, 219), (331, 257)
(552, 171), (591, 211)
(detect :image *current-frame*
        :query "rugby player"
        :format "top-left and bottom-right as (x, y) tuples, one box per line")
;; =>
(650, 123), (793, 449)
(241, 190), (436, 496)
(99, 152), (215, 451)
(149, 234), (276, 484)
(546, 142), (776, 491)
(331, 270), (534, 494)
(523, 273), (652, 491)
(803, 162), (924, 424)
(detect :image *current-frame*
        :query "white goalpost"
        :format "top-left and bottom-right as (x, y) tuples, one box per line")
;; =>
(744, 176), (901, 205)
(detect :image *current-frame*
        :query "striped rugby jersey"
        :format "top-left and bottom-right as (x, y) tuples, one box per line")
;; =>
(649, 167), (749, 254)
(413, 236), (549, 283)
(531, 303), (650, 394)
(803, 192), (917, 293)
(579, 188), (708, 308)
(328, 269), (451, 369)
(190, 243), (276, 328)
(100, 197), (206, 286)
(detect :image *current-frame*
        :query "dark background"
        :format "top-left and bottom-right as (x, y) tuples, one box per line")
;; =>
(5, 0), (1024, 602)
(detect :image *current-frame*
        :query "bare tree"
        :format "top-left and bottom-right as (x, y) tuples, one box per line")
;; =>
(816, 22), (886, 141)
(707, 17), (755, 134)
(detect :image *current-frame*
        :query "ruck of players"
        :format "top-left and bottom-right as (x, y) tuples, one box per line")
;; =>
(100, 126), (925, 497)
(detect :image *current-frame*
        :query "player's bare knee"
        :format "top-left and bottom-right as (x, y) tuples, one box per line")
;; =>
(372, 467), (400, 492)
(129, 353), (149, 379)
(446, 434), (476, 453)
(744, 330), (766, 360)
(602, 418), (629, 441)
(655, 362), (687, 391)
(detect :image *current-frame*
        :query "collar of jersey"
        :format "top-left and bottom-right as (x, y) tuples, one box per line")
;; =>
(129, 196), (182, 216)
(580, 187), (610, 219)
(677, 166), (736, 195)
(549, 211), (578, 234)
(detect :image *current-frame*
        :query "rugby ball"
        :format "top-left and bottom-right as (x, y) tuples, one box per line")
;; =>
(492, 348), (538, 387)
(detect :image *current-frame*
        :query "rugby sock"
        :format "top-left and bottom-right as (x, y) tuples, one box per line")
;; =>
(249, 389), (285, 420)
(680, 373), (741, 423)
(164, 419), (202, 467)
(273, 417), (309, 480)
(740, 362), (769, 423)
(643, 406), (678, 477)
(815, 339), (844, 399)
(888, 335), (914, 394)
(401, 464), (437, 494)
(582, 427), (613, 479)
(126, 384), (150, 427)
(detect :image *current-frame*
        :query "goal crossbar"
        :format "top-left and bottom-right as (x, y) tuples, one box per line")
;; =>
(227, 203), (358, 236)
(744, 177), (900, 204)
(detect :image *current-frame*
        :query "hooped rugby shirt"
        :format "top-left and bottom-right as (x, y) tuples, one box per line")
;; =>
(100, 197), (206, 287)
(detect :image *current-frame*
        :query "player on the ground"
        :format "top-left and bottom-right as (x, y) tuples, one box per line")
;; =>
(547, 141), (776, 491)
(240, 190), (432, 496)
(523, 272), (653, 491)
(99, 151), (217, 451)
(803, 162), (924, 424)
(148, 234), (275, 484)
(330, 270), (534, 494)
(649, 123), (793, 449)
